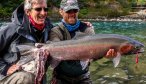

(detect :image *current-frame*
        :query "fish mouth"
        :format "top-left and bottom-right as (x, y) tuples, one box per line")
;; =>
(126, 48), (145, 55)
(131, 48), (145, 54)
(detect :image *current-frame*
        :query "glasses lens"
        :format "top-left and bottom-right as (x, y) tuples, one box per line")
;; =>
(34, 8), (42, 12)
(32, 7), (48, 12)
(66, 9), (78, 13)
(44, 8), (48, 12)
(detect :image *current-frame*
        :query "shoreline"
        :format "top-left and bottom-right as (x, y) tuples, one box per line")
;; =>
(1, 18), (145, 22)
(79, 18), (145, 22)
(80, 14), (146, 22)
(1, 14), (146, 22)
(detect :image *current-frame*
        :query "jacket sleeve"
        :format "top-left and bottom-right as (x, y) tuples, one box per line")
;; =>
(0, 23), (16, 76)
(49, 26), (63, 41)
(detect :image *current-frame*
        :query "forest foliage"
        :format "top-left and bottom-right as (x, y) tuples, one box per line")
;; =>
(0, 0), (144, 19)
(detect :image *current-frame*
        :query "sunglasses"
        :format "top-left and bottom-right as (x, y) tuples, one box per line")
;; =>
(32, 7), (49, 12)
(66, 9), (78, 13)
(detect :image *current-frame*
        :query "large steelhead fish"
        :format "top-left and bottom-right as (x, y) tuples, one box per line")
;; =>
(15, 34), (144, 82)
(17, 34), (144, 66)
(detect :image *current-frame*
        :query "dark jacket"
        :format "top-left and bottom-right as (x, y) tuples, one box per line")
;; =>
(0, 3), (53, 80)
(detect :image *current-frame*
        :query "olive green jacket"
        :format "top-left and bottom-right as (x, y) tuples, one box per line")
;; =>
(49, 22), (95, 77)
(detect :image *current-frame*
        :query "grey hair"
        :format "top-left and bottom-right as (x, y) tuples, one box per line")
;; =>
(24, 0), (47, 10)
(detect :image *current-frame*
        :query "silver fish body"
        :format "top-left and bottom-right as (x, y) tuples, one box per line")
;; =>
(40, 34), (144, 60)
(16, 34), (144, 71)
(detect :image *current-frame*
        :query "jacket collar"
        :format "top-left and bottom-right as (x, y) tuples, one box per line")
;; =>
(12, 3), (52, 42)
(17, 14), (51, 42)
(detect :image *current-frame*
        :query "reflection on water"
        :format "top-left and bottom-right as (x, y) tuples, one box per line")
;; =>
(1, 21), (146, 84)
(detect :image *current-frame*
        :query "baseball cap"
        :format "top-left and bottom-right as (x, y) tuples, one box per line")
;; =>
(60, 0), (79, 12)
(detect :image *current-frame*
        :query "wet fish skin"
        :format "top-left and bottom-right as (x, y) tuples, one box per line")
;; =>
(16, 34), (144, 67)
(40, 34), (144, 60)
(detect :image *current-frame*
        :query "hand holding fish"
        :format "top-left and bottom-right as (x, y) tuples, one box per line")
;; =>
(7, 64), (22, 75)
(105, 49), (117, 58)
(35, 43), (50, 58)
(83, 21), (93, 27)
(34, 48), (50, 83)
(39, 48), (50, 58)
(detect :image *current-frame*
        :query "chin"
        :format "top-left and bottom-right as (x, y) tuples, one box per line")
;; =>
(69, 21), (76, 25)
(37, 21), (45, 25)
(68, 20), (76, 24)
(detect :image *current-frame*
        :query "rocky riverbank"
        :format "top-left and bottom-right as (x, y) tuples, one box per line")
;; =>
(1, 13), (146, 22)
(80, 13), (146, 22)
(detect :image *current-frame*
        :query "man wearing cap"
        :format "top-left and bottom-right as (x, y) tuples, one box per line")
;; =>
(49, 0), (116, 84)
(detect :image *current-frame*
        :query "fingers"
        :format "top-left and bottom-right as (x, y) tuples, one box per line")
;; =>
(39, 48), (50, 58)
(35, 43), (44, 48)
(7, 64), (21, 75)
(84, 21), (92, 27)
(33, 48), (50, 58)
(105, 49), (117, 58)
(44, 49), (49, 56)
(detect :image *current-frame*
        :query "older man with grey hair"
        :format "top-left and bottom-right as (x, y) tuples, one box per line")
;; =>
(0, 0), (53, 84)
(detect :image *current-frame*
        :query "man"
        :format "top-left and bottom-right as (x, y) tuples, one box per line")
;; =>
(0, 0), (53, 83)
(49, 0), (116, 84)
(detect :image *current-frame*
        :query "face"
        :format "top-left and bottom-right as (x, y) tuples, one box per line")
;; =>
(60, 9), (78, 25)
(26, 2), (48, 25)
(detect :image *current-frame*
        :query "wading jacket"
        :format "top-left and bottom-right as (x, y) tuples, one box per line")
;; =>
(50, 22), (95, 77)
(0, 3), (53, 80)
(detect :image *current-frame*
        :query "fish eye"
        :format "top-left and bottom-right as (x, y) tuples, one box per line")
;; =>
(135, 46), (140, 50)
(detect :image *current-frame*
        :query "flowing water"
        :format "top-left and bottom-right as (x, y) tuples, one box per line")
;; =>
(90, 21), (146, 84)
(0, 21), (146, 84)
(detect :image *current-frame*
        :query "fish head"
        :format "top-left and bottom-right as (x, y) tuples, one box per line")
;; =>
(130, 40), (145, 54)
(120, 41), (144, 55)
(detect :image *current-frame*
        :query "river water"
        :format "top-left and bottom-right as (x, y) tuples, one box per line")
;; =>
(0, 21), (146, 84)
(91, 21), (146, 84)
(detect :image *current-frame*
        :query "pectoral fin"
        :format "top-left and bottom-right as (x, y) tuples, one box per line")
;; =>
(112, 52), (121, 67)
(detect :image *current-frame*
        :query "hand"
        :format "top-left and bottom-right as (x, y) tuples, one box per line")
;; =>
(42, 48), (50, 57)
(7, 64), (21, 75)
(83, 21), (92, 27)
(34, 48), (50, 58)
(105, 49), (117, 58)
(35, 43), (45, 48)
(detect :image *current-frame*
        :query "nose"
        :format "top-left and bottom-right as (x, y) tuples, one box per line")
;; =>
(40, 9), (47, 15)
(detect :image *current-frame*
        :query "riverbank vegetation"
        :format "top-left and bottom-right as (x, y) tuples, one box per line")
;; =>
(0, 0), (145, 21)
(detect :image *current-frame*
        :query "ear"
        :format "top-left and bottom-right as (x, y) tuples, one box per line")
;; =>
(59, 9), (63, 16)
(25, 9), (30, 16)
